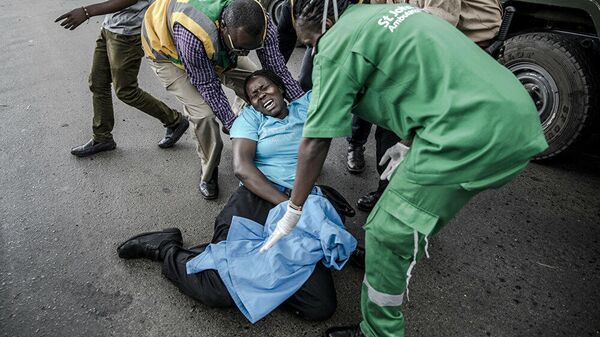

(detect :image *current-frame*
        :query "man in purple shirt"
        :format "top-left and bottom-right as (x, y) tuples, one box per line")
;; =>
(143, 0), (303, 199)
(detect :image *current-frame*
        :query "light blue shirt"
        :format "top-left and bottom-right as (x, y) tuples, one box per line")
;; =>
(230, 91), (312, 189)
(186, 191), (357, 323)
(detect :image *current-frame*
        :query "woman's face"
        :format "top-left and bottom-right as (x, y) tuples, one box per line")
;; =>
(246, 76), (287, 118)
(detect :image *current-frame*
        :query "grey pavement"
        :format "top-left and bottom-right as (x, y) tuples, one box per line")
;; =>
(1, 1), (599, 336)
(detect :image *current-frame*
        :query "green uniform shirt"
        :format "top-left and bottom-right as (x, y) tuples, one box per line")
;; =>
(303, 4), (548, 186)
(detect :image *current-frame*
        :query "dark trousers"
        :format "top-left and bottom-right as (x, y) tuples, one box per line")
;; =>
(161, 186), (337, 321)
(89, 28), (180, 142)
(347, 117), (401, 192)
(276, 0), (313, 92)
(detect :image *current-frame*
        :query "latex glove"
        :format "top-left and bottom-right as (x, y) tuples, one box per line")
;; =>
(379, 142), (410, 181)
(259, 204), (302, 253)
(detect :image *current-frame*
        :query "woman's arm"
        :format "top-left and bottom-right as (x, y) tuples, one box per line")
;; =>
(233, 138), (289, 205)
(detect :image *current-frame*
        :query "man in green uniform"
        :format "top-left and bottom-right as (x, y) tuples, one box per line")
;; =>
(259, 1), (548, 336)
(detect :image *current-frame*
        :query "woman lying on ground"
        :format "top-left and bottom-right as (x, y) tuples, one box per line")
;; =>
(117, 70), (356, 323)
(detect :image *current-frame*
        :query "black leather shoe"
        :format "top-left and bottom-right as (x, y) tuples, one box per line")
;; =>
(357, 190), (382, 212)
(324, 326), (365, 337)
(349, 246), (365, 269)
(199, 168), (218, 200)
(347, 145), (366, 174)
(158, 116), (189, 148)
(117, 228), (182, 261)
(70, 139), (116, 157)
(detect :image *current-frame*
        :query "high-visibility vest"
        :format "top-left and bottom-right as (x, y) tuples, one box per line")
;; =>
(142, 0), (234, 74)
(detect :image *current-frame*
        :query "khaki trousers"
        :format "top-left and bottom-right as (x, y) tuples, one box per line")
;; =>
(148, 57), (258, 181)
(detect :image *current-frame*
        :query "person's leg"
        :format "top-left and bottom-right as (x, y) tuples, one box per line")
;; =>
(148, 60), (222, 187)
(276, 0), (296, 63)
(357, 174), (479, 337)
(282, 262), (337, 321)
(357, 126), (401, 211)
(348, 115), (372, 149)
(346, 116), (373, 174)
(211, 185), (275, 242)
(161, 245), (236, 308)
(163, 185), (274, 307)
(89, 29), (115, 143)
(71, 29), (118, 157)
(298, 47), (314, 91)
(105, 30), (181, 129)
(211, 186), (337, 321)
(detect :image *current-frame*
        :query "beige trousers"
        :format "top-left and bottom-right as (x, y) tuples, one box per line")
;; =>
(148, 57), (258, 181)
(371, 0), (502, 43)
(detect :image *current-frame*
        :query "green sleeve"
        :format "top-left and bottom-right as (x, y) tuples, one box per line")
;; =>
(302, 53), (374, 138)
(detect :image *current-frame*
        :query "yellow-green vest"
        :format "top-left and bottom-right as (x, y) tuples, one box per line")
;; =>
(142, 0), (233, 74)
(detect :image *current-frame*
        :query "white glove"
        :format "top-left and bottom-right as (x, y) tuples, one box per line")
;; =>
(259, 204), (302, 253)
(379, 142), (410, 181)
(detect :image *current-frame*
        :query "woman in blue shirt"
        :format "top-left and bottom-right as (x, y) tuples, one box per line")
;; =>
(117, 70), (352, 322)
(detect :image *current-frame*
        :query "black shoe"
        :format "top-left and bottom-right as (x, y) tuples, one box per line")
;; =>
(117, 228), (182, 261)
(158, 116), (189, 148)
(349, 246), (365, 269)
(357, 190), (382, 212)
(70, 139), (116, 157)
(347, 145), (366, 174)
(324, 326), (365, 337)
(199, 168), (218, 200)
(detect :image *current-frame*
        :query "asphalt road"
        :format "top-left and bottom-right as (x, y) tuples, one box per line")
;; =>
(1, 1), (599, 336)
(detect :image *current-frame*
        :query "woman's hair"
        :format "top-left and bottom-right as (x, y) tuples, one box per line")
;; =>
(292, 0), (352, 28)
(243, 69), (287, 102)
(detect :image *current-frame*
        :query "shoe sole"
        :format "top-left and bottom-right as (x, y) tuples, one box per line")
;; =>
(117, 228), (182, 255)
(71, 143), (116, 157)
(158, 119), (190, 149)
(347, 165), (366, 174)
(356, 203), (375, 212)
(200, 192), (218, 200)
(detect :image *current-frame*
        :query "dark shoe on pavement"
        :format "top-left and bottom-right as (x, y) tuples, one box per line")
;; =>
(199, 168), (219, 200)
(324, 326), (365, 337)
(349, 246), (365, 269)
(158, 116), (189, 148)
(117, 228), (183, 261)
(357, 190), (383, 212)
(70, 139), (116, 157)
(347, 145), (366, 174)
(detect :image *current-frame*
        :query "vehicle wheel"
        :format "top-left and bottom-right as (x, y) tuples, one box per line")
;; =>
(499, 32), (596, 160)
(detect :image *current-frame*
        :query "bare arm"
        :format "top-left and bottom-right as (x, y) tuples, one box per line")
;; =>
(55, 0), (139, 30)
(233, 138), (289, 205)
(289, 138), (332, 207)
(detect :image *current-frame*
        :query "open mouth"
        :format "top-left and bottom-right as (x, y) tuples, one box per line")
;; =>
(263, 99), (275, 111)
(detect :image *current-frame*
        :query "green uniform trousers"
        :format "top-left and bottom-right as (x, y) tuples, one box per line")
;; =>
(89, 28), (180, 142)
(359, 163), (527, 337)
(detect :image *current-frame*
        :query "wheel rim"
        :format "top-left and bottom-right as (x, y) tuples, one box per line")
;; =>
(508, 62), (560, 131)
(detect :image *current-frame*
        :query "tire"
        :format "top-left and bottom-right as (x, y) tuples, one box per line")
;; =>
(499, 32), (596, 160)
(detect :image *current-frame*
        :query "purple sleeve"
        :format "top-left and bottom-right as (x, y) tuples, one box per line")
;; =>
(256, 15), (304, 101)
(173, 24), (236, 130)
